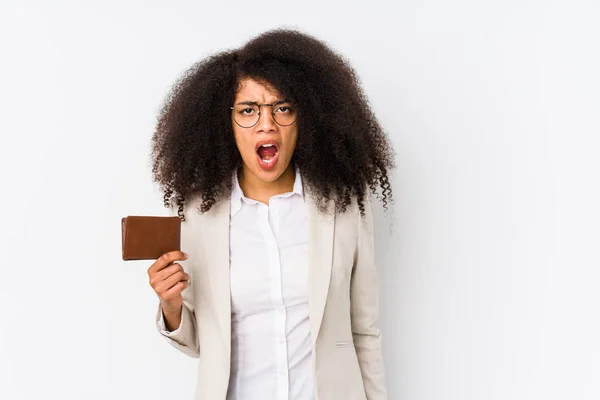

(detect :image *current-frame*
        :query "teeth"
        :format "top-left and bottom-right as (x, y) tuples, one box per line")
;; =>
(262, 158), (274, 164)
(261, 144), (275, 148)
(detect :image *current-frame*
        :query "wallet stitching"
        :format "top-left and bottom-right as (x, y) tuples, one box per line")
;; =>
(122, 218), (128, 259)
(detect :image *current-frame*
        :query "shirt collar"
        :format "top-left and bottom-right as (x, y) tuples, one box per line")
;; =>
(230, 165), (304, 217)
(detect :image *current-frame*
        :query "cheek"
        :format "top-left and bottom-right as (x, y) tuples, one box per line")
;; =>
(233, 130), (252, 157)
(283, 130), (299, 156)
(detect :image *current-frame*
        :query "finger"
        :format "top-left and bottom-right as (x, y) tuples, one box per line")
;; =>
(154, 263), (184, 283)
(150, 263), (179, 289)
(161, 280), (189, 301)
(150, 265), (190, 292)
(148, 251), (188, 275)
(155, 270), (188, 294)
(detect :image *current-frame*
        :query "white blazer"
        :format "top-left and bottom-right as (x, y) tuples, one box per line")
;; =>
(155, 193), (387, 399)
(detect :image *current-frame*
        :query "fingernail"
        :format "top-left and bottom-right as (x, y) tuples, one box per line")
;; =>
(183, 252), (189, 258)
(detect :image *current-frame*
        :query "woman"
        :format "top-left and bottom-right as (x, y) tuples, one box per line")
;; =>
(147, 29), (394, 400)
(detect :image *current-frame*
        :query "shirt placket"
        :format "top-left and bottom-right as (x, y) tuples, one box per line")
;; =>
(256, 199), (289, 400)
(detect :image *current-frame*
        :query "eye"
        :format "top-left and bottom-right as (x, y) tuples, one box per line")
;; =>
(275, 105), (293, 113)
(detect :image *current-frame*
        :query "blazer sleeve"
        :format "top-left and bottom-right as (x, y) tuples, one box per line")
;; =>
(351, 197), (387, 399)
(154, 200), (200, 358)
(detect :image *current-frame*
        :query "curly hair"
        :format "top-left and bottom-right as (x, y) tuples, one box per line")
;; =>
(151, 28), (394, 220)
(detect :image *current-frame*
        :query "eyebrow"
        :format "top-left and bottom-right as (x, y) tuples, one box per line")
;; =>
(234, 99), (290, 106)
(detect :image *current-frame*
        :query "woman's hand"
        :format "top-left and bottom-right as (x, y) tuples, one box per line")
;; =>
(147, 251), (190, 331)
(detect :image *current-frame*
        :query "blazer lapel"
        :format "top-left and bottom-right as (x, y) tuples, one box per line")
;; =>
(201, 199), (232, 351)
(307, 195), (335, 347)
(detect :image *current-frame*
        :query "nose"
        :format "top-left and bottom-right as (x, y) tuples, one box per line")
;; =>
(256, 106), (277, 133)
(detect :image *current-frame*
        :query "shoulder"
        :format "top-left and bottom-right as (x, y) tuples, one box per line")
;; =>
(166, 192), (231, 220)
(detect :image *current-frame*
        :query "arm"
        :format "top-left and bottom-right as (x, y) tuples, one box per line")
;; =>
(351, 197), (387, 399)
(154, 201), (200, 358)
(155, 289), (199, 358)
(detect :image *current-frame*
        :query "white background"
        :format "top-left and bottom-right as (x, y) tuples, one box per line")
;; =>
(1, 1), (599, 399)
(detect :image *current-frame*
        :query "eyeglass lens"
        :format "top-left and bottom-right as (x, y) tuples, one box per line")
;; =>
(232, 101), (297, 128)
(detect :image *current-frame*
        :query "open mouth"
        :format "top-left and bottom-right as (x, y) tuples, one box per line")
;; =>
(255, 141), (279, 170)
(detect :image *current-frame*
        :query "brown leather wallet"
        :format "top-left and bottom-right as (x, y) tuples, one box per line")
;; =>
(121, 216), (181, 261)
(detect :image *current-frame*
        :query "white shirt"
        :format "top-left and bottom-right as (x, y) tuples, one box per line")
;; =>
(160, 167), (314, 400)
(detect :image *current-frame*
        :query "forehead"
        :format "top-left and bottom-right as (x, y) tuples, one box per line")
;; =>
(235, 78), (282, 101)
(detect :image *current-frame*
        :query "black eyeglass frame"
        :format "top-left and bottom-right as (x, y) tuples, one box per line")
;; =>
(229, 100), (298, 128)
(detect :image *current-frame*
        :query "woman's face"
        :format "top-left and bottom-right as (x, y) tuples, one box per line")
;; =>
(232, 78), (298, 185)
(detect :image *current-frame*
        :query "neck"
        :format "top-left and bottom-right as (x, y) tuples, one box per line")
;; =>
(238, 163), (296, 204)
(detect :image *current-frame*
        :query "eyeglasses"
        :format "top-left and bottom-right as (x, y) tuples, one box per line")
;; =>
(230, 100), (297, 128)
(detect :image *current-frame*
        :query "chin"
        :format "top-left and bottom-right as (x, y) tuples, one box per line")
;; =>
(252, 165), (286, 183)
